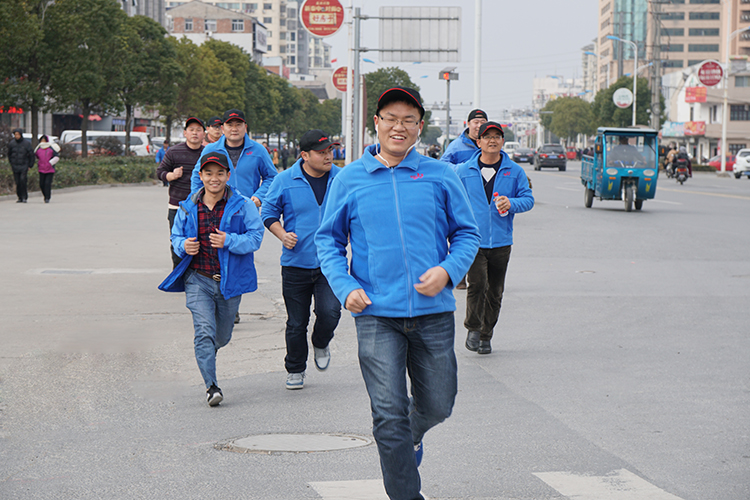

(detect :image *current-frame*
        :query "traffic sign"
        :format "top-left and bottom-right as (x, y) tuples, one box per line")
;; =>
(613, 88), (633, 109)
(331, 67), (349, 93)
(300, 0), (345, 38)
(698, 60), (723, 87)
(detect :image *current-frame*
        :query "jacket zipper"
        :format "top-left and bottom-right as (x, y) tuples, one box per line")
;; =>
(391, 168), (412, 317)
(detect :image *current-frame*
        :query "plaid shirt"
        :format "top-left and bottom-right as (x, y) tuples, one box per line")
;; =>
(189, 190), (228, 276)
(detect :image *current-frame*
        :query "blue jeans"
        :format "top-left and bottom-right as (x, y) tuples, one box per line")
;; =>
(355, 312), (457, 500)
(184, 269), (241, 388)
(282, 266), (341, 373)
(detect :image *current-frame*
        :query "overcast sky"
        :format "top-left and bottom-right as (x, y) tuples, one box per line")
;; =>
(319, 0), (599, 121)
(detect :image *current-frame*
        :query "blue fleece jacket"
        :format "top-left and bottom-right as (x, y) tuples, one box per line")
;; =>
(315, 145), (481, 318)
(158, 186), (264, 300)
(190, 135), (277, 202)
(440, 129), (478, 166)
(455, 150), (534, 248)
(261, 159), (341, 269)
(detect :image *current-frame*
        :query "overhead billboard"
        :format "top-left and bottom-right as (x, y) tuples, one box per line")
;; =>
(378, 7), (461, 63)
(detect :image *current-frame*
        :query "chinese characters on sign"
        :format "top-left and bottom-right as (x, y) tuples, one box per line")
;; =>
(331, 67), (349, 93)
(300, 0), (344, 38)
(685, 86), (707, 103)
(697, 61), (723, 87)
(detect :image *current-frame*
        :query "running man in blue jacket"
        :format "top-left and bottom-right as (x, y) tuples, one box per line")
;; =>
(455, 122), (534, 355)
(261, 130), (342, 391)
(440, 108), (488, 166)
(159, 152), (264, 407)
(316, 87), (480, 500)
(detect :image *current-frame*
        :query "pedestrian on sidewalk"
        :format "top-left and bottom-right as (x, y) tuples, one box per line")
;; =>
(316, 87), (480, 500)
(157, 117), (206, 268)
(34, 135), (60, 203)
(455, 122), (534, 355)
(261, 130), (342, 390)
(7, 128), (35, 203)
(159, 152), (264, 407)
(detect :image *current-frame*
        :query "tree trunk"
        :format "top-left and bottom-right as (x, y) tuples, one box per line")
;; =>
(81, 101), (90, 158)
(125, 104), (133, 156)
(30, 104), (39, 149)
(165, 115), (173, 143)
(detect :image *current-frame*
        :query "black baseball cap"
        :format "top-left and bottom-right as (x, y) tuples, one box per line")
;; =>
(376, 87), (425, 119)
(200, 152), (231, 171)
(223, 109), (246, 124)
(185, 116), (205, 129)
(300, 130), (340, 152)
(478, 121), (504, 137)
(207, 116), (222, 127)
(468, 109), (488, 121)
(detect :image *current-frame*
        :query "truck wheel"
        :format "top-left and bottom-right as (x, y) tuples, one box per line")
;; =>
(584, 188), (594, 208)
(635, 200), (643, 211)
(559, 166), (566, 171)
(624, 184), (634, 212)
(735, 173), (741, 179)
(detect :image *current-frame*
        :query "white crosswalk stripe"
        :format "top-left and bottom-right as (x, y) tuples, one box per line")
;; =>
(534, 469), (685, 500)
(309, 480), (388, 500)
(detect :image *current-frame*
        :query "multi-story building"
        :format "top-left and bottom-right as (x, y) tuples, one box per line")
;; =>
(596, 0), (649, 90)
(167, 1), (267, 63)
(309, 37), (332, 69)
(657, 0), (722, 71)
(120, 0), (167, 27)
(581, 42), (599, 101)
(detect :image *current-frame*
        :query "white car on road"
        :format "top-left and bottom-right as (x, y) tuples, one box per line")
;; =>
(733, 149), (750, 179)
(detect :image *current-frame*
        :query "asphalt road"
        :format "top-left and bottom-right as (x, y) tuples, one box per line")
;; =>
(0, 165), (748, 500)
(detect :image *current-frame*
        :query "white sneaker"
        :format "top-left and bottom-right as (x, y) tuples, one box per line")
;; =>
(286, 372), (305, 390)
(313, 345), (331, 371)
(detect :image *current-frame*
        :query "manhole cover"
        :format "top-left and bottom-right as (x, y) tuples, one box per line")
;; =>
(218, 433), (372, 454)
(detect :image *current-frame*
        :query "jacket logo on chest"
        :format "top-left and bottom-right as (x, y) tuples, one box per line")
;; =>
(503, 172), (511, 176)
(410, 173), (424, 180)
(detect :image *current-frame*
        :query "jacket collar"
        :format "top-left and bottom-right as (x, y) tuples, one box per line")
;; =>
(467, 149), (510, 171)
(362, 144), (421, 173)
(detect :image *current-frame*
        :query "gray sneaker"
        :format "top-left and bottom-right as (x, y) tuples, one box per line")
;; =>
(286, 372), (305, 390)
(313, 345), (331, 371)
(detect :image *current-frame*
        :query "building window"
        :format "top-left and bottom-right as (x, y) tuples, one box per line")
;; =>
(689, 28), (720, 36)
(687, 60), (705, 66)
(662, 44), (684, 52)
(602, 2), (611, 14)
(690, 11), (720, 19)
(689, 44), (719, 52)
(232, 19), (244, 32)
(689, 0), (719, 3)
(662, 60), (684, 67)
(289, 44), (295, 52)
(729, 144), (747, 154)
(264, 2), (272, 9)
(280, 45), (287, 53)
(736, 76), (750, 87)
(290, 32), (296, 41)
(660, 12), (685, 20)
(267, 31), (272, 38)
(264, 17), (272, 24)
(205, 19), (216, 31)
(664, 28), (684, 36)
(267, 44), (273, 51)
(730, 105), (750, 121)
(185, 18), (193, 31)
(288, 56), (296, 65)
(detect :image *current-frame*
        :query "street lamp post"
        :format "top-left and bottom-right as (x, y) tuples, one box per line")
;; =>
(607, 35), (638, 126)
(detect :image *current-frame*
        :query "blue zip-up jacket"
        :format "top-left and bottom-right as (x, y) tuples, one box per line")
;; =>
(455, 150), (534, 248)
(315, 145), (481, 318)
(261, 158), (341, 269)
(158, 186), (264, 299)
(190, 134), (277, 202)
(440, 128), (478, 166)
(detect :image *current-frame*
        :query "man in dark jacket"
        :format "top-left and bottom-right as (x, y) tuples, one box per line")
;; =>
(7, 128), (35, 203)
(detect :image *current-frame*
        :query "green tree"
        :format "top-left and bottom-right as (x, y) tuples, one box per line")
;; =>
(364, 67), (422, 136)
(118, 16), (181, 153)
(46, 0), (128, 157)
(548, 97), (594, 142)
(244, 61), (277, 134)
(0, 0), (56, 148)
(313, 98), (342, 138)
(204, 39), (250, 112)
(592, 76), (656, 128)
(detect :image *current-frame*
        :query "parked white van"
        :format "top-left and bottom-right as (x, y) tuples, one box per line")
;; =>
(503, 141), (521, 155)
(59, 130), (152, 156)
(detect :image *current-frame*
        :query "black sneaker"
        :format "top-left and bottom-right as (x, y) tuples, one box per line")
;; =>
(207, 385), (223, 406)
(234, 311), (240, 324)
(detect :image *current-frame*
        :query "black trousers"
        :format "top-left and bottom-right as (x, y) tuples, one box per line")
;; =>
(167, 208), (182, 269)
(464, 246), (512, 341)
(13, 169), (28, 201)
(39, 172), (54, 201)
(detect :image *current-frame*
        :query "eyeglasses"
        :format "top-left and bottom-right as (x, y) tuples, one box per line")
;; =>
(377, 115), (420, 130)
(481, 135), (503, 142)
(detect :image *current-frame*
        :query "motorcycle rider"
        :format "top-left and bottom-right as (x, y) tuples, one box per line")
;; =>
(665, 143), (678, 177)
(675, 146), (692, 178)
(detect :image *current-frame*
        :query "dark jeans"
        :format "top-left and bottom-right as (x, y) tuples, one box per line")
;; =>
(355, 312), (457, 500)
(464, 246), (512, 341)
(281, 266), (341, 373)
(13, 169), (28, 201)
(39, 172), (54, 201)
(167, 208), (182, 269)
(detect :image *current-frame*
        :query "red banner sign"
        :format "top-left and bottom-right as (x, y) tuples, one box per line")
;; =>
(300, 0), (344, 38)
(685, 86), (707, 103)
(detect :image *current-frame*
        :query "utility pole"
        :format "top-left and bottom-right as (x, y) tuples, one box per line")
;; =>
(617, 12), (624, 78)
(650, 0), (662, 130)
